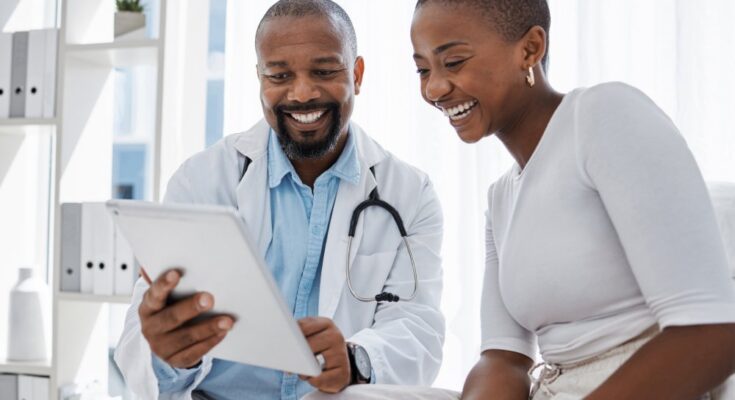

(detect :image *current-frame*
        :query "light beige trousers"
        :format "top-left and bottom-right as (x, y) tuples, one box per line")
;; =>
(529, 327), (726, 400)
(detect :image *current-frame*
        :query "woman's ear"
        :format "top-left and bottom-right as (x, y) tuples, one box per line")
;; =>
(520, 25), (547, 68)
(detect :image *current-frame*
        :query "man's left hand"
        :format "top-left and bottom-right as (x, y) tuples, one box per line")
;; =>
(298, 317), (351, 393)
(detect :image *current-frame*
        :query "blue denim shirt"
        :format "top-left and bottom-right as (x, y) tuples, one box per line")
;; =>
(151, 130), (360, 399)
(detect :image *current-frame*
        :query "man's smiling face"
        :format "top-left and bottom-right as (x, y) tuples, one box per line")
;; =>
(256, 14), (363, 160)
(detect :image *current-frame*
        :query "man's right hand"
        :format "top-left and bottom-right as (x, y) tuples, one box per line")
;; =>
(139, 269), (234, 369)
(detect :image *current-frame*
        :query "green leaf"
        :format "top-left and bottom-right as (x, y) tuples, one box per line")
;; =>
(116, 0), (144, 13)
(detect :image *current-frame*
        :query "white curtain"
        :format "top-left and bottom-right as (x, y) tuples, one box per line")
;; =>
(223, 0), (735, 391)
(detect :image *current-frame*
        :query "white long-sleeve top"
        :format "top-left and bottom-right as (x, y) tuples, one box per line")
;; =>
(481, 82), (735, 364)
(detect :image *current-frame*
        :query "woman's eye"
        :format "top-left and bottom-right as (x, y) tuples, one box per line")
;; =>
(416, 68), (429, 76)
(445, 59), (466, 69)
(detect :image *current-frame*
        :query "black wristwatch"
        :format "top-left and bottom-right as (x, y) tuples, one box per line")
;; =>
(346, 342), (372, 384)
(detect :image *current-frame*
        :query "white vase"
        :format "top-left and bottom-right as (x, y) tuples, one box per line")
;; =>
(114, 11), (146, 41)
(7, 267), (50, 361)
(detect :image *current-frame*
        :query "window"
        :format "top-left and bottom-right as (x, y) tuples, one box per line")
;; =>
(205, 0), (227, 147)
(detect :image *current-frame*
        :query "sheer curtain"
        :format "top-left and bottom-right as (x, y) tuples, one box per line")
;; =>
(223, 0), (735, 391)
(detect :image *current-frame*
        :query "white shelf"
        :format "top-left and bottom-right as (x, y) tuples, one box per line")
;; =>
(0, 358), (52, 376)
(0, 119), (58, 135)
(57, 292), (132, 304)
(65, 39), (160, 67)
(0, 118), (58, 126)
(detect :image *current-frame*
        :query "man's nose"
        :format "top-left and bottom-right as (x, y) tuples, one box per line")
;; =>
(287, 76), (320, 103)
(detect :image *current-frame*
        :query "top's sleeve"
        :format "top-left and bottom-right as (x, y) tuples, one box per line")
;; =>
(480, 185), (536, 359)
(574, 82), (735, 328)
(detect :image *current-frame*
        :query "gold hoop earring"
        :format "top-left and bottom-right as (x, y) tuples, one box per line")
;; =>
(526, 66), (535, 88)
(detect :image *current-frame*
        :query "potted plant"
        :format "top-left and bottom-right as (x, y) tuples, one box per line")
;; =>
(114, 0), (146, 40)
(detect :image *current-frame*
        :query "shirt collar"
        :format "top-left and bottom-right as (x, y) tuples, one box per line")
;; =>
(267, 129), (361, 189)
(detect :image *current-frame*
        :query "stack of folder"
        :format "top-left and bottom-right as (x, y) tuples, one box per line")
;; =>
(0, 373), (49, 400)
(0, 29), (58, 119)
(60, 203), (140, 296)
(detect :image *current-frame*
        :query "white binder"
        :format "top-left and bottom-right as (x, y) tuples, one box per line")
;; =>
(42, 29), (57, 118)
(91, 202), (115, 295)
(0, 33), (12, 118)
(31, 376), (49, 400)
(17, 375), (32, 400)
(114, 225), (139, 295)
(9, 31), (28, 118)
(80, 203), (96, 293)
(25, 30), (45, 118)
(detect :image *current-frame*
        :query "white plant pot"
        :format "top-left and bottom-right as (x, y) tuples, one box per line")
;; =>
(7, 267), (50, 361)
(114, 11), (146, 40)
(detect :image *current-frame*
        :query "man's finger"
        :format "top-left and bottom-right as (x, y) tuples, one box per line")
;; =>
(155, 316), (233, 359)
(304, 328), (342, 355)
(314, 346), (348, 372)
(150, 291), (214, 334)
(165, 330), (228, 369)
(298, 317), (331, 337)
(306, 367), (349, 393)
(140, 269), (181, 317)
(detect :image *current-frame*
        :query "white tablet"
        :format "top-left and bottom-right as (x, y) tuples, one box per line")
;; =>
(106, 200), (321, 377)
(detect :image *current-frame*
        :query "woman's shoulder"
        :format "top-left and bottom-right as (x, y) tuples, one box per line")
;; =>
(567, 82), (677, 146)
(570, 81), (663, 120)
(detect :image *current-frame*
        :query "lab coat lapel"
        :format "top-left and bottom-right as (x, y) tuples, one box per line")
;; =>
(319, 164), (375, 318)
(234, 120), (272, 258)
(319, 123), (384, 318)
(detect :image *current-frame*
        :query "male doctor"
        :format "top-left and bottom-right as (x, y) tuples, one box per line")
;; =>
(114, 0), (445, 399)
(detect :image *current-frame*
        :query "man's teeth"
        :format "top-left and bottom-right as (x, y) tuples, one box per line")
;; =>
(290, 110), (326, 124)
(442, 100), (478, 120)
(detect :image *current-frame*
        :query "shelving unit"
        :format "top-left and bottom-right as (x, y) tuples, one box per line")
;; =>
(1, 0), (168, 398)
(49, 0), (168, 398)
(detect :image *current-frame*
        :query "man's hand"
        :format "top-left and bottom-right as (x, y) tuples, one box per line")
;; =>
(139, 269), (234, 369)
(298, 317), (351, 393)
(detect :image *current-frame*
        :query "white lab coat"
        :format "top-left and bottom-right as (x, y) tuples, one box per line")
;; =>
(114, 120), (446, 399)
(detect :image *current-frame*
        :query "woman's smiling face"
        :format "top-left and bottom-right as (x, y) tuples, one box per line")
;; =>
(411, 2), (530, 143)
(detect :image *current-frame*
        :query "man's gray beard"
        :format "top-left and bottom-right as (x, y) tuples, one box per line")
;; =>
(275, 106), (342, 160)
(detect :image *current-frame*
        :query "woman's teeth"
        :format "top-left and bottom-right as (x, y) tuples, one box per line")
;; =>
(290, 110), (326, 124)
(443, 100), (478, 121)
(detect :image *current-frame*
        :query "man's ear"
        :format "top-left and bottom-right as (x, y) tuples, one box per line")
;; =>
(353, 56), (365, 95)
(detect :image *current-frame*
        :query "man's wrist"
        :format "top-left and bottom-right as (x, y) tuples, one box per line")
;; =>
(346, 342), (372, 384)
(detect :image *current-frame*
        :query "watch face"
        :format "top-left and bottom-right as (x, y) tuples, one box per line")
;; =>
(354, 346), (371, 379)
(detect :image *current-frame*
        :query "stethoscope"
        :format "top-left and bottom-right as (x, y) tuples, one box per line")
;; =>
(345, 166), (418, 303)
(240, 156), (418, 303)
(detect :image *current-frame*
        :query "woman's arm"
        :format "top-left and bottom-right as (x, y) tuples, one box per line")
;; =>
(587, 324), (735, 400)
(575, 84), (735, 399)
(462, 350), (533, 400)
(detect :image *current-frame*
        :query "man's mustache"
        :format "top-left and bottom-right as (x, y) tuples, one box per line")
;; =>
(276, 102), (338, 114)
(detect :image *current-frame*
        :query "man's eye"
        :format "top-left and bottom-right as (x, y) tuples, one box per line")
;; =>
(314, 70), (338, 77)
(416, 68), (429, 77)
(267, 73), (289, 81)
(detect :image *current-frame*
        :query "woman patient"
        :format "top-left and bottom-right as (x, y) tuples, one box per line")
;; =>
(410, 0), (735, 399)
